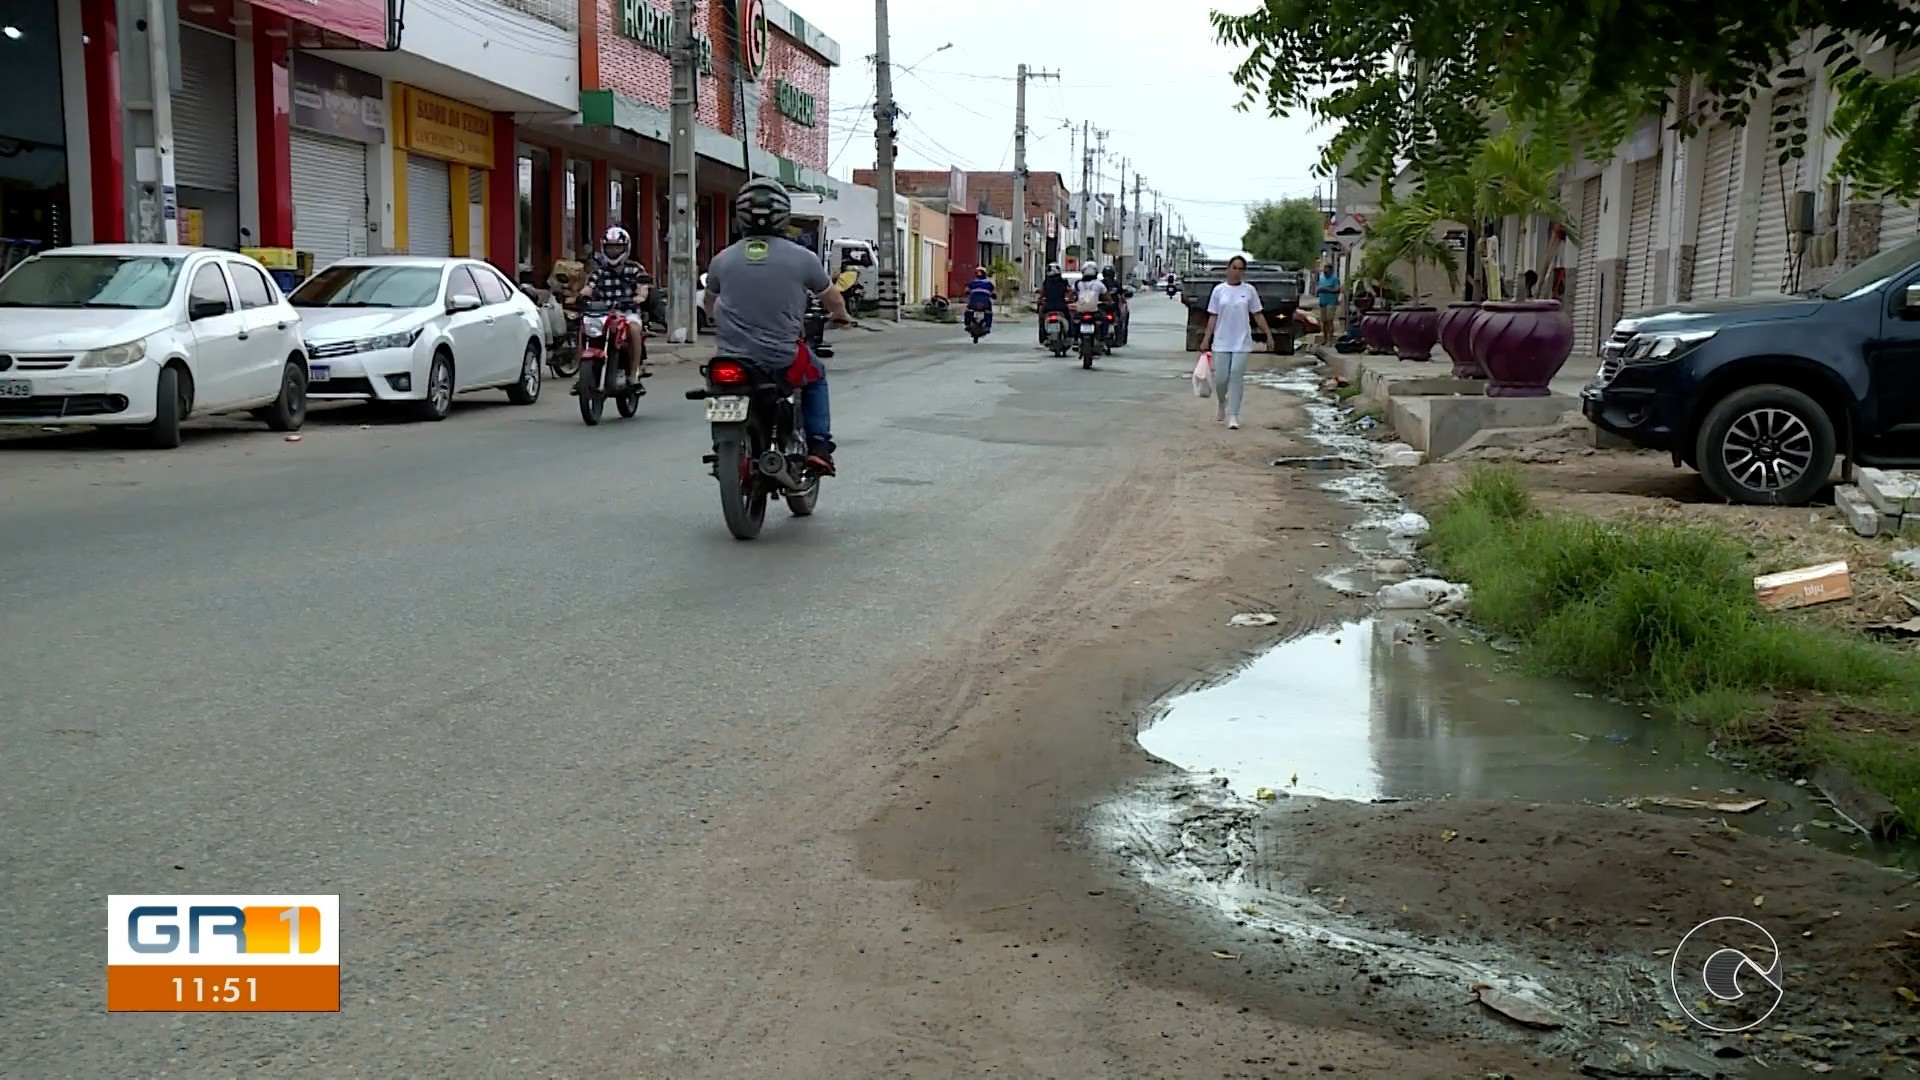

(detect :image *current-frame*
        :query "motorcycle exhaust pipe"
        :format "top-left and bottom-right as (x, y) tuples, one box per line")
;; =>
(757, 449), (804, 490)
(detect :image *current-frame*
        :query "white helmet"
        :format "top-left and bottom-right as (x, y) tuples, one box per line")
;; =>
(600, 226), (631, 264)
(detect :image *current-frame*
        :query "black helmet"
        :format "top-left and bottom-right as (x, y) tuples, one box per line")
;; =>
(733, 177), (792, 236)
(1101, 265), (1116, 281)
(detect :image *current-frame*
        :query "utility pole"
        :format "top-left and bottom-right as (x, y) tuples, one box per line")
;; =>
(1091, 128), (1109, 268)
(1010, 64), (1057, 299)
(666, 0), (699, 342)
(1115, 156), (1128, 279)
(871, 0), (902, 320)
(1121, 172), (1136, 282)
(1078, 122), (1093, 272)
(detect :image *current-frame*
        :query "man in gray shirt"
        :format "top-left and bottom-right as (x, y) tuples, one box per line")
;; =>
(704, 178), (851, 474)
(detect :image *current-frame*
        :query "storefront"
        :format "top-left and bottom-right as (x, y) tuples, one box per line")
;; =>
(290, 55), (384, 267)
(393, 85), (494, 259)
(2, 0), (71, 263)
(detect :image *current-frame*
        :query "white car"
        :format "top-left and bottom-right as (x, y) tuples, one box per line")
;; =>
(0, 244), (309, 447)
(290, 257), (544, 421)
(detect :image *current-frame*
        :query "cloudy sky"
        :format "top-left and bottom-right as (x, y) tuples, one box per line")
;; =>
(804, 0), (1325, 258)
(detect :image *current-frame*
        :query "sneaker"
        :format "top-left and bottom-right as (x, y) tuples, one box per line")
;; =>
(1215, 406), (1227, 423)
(1227, 416), (1240, 430)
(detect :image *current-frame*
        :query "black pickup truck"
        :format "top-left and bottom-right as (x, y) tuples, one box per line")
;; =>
(1179, 260), (1305, 353)
(1582, 235), (1920, 505)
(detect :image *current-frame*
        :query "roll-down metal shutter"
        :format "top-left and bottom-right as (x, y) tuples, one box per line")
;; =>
(1572, 175), (1603, 359)
(290, 131), (368, 268)
(1689, 121), (1740, 300)
(174, 27), (239, 192)
(1750, 85), (1807, 295)
(468, 168), (486, 258)
(1625, 156), (1660, 313)
(406, 155), (453, 257)
(1880, 55), (1920, 253)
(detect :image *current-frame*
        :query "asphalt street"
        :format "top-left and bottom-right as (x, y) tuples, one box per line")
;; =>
(1, 298), (1194, 1075)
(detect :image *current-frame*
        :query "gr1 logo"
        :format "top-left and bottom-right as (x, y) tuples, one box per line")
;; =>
(107, 895), (340, 1012)
(127, 903), (322, 955)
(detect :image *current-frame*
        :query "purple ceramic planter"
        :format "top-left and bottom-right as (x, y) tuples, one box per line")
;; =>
(1437, 301), (1486, 379)
(1388, 305), (1440, 361)
(1471, 299), (1574, 398)
(1360, 311), (1394, 354)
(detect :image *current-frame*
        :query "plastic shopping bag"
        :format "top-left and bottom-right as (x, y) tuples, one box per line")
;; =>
(1191, 351), (1214, 398)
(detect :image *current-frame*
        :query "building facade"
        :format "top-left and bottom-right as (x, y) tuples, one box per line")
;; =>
(29, 0), (838, 286)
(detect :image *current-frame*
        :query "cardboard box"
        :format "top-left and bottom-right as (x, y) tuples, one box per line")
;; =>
(1754, 561), (1853, 610)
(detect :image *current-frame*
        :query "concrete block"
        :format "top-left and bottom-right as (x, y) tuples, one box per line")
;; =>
(1419, 395), (1578, 460)
(1835, 485), (1885, 538)
(1854, 467), (1920, 518)
(1384, 377), (1486, 397)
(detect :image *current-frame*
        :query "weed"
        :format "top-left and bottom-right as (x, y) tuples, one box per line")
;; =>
(1426, 465), (1920, 829)
(1334, 383), (1364, 401)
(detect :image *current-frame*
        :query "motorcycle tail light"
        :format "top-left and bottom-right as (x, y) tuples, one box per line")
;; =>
(710, 359), (749, 385)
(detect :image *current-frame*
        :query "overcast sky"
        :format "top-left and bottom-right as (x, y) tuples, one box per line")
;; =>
(804, 0), (1325, 258)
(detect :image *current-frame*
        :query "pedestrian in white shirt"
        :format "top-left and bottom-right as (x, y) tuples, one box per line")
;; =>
(1199, 256), (1275, 429)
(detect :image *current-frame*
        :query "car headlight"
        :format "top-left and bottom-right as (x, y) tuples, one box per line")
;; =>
(75, 340), (148, 369)
(1623, 329), (1716, 364)
(362, 328), (423, 352)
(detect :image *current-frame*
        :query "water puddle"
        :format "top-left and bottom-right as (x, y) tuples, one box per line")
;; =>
(1138, 616), (1827, 830)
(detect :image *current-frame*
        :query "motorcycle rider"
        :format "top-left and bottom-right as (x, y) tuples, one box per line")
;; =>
(1073, 265), (1109, 345)
(1037, 262), (1071, 345)
(964, 265), (996, 333)
(576, 225), (649, 390)
(703, 177), (850, 475)
(1100, 265), (1128, 343)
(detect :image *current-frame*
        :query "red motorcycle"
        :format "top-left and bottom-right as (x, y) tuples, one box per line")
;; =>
(576, 301), (647, 425)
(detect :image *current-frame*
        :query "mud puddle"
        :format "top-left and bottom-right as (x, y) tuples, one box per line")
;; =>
(1142, 615), (1879, 840)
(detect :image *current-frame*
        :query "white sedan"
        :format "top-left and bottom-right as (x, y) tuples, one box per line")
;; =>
(0, 244), (309, 447)
(291, 257), (544, 421)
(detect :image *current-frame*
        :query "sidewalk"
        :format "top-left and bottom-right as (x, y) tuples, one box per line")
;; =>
(1318, 342), (1605, 459)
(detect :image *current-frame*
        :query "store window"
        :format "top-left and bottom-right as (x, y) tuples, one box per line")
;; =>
(0, 0), (70, 263)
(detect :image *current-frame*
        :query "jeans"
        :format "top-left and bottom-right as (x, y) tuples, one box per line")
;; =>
(798, 344), (832, 449)
(1212, 350), (1250, 416)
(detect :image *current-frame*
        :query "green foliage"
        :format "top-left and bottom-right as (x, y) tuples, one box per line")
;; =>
(1241, 198), (1325, 267)
(1210, 0), (1920, 200)
(1360, 197), (1458, 300)
(1426, 466), (1920, 829)
(987, 256), (1020, 298)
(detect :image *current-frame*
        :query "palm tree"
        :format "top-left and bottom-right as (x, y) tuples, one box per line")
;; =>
(1407, 128), (1578, 300)
(1362, 197), (1459, 305)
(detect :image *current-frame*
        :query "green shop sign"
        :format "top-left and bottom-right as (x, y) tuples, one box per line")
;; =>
(614, 0), (713, 75)
(774, 80), (816, 127)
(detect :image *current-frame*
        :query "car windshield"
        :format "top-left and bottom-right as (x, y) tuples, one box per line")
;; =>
(291, 265), (442, 308)
(0, 254), (183, 308)
(1819, 235), (1920, 299)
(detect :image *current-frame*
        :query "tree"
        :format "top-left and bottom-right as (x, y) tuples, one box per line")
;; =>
(1210, 0), (1920, 199)
(1241, 198), (1324, 266)
(1412, 129), (1577, 298)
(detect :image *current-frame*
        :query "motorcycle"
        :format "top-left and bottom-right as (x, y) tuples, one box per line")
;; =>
(575, 301), (648, 425)
(685, 355), (823, 541)
(1042, 311), (1069, 356)
(1072, 308), (1101, 369)
(964, 305), (990, 343)
(804, 295), (835, 359)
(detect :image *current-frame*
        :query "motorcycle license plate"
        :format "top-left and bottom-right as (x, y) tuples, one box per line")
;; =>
(705, 396), (749, 422)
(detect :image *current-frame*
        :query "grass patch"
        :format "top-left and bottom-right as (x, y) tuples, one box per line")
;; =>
(1352, 403), (1385, 423)
(1333, 383), (1364, 401)
(1425, 466), (1920, 831)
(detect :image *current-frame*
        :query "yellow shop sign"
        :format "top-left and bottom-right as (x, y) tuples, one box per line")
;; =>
(398, 85), (493, 169)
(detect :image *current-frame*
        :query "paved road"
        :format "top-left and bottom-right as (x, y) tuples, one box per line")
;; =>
(1, 298), (1194, 1074)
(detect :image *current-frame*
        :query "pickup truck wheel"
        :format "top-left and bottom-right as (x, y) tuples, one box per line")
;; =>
(1694, 384), (1835, 506)
(1184, 324), (1203, 352)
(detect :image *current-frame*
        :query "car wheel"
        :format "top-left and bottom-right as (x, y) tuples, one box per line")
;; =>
(411, 352), (455, 422)
(1694, 384), (1836, 505)
(506, 340), (542, 405)
(260, 358), (308, 431)
(147, 365), (185, 449)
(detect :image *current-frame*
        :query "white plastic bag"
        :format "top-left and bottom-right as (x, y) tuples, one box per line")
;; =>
(1192, 351), (1215, 398)
(1376, 577), (1470, 612)
(1386, 511), (1431, 538)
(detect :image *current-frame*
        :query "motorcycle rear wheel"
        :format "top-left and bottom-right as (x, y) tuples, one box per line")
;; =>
(785, 473), (820, 517)
(616, 388), (641, 418)
(577, 360), (605, 424)
(714, 431), (768, 540)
